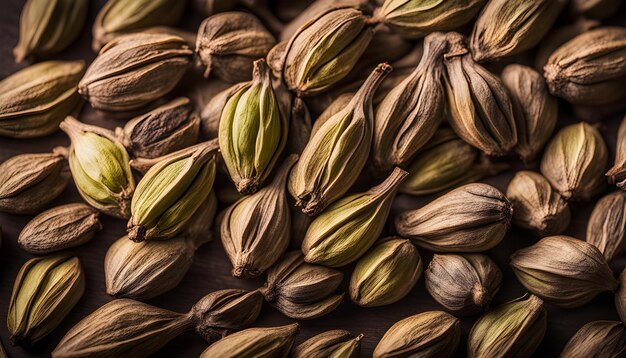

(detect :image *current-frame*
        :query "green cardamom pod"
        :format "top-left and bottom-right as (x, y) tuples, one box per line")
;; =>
(303, 167), (407, 267)
(425, 254), (502, 316)
(116, 97), (200, 159)
(8, 254), (85, 347)
(372, 32), (446, 172)
(570, 0), (623, 19)
(607, 115), (626, 188)
(79, 32), (192, 112)
(510, 235), (618, 308)
(0, 151), (69, 215)
(587, 191), (626, 263)
(18, 203), (101, 254)
(0, 60), (84, 138)
(221, 155), (297, 278)
(373, 311), (461, 358)
(507, 170), (571, 237)
(14, 0), (87, 62)
(289, 64), (391, 215)
(200, 323), (299, 358)
(468, 294), (546, 358)
(292, 330), (363, 358)
(53, 289), (263, 357)
(218, 59), (288, 194)
(540, 122), (608, 202)
(561, 320), (626, 358)
(128, 140), (219, 242)
(60, 116), (135, 218)
(260, 250), (344, 319)
(92, 0), (185, 50)
(280, 0), (367, 41)
(443, 32), (517, 156)
(616, 269), (626, 323)
(396, 183), (512, 252)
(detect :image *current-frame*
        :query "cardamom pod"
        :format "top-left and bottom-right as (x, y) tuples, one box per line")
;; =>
(0, 151), (69, 215)
(53, 289), (264, 357)
(196, 12), (276, 83)
(116, 97), (200, 159)
(283, 8), (374, 96)
(396, 183), (512, 252)
(292, 330), (362, 358)
(8, 254), (84, 347)
(535, 17), (600, 72)
(510, 235), (618, 308)
(502, 64), (558, 163)
(561, 320), (626, 358)
(425, 254), (502, 316)
(303, 167), (407, 267)
(14, 0), (87, 62)
(468, 294), (546, 358)
(221, 155), (297, 278)
(507, 170), (571, 237)
(92, 0), (185, 50)
(607, 115), (626, 188)
(616, 269), (626, 323)
(350, 237), (422, 307)
(0, 60), (84, 138)
(287, 97), (313, 155)
(310, 92), (354, 137)
(200, 323), (299, 358)
(570, 0), (623, 19)
(218, 59), (288, 194)
(289, 64), (391, 215)
(128, 140), (218, 241)
(544, 27), (626, 105)
(373, 311), (461, 358)
(18, 203), (101, 254)
(200, 81), (248, 139)
(79, 32), (192, 112)
(260, 250), (344, 319)
(375, 0), (485, 39)
(280, 0), (366, 41)
(586, 191), (626, 262)
(540, 122), (608, 201)
(372, 32), (446, 172)
(443, 32), (517, 157)
(60, 116), (135, 218)
(470, 0), (566, 62)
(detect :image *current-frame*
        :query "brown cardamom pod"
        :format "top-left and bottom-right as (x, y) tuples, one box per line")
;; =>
(586, 191), (626, 262)
(535, 17), (600, 71)
(561, 320), (626, 358)
(200, 323), (299, 358)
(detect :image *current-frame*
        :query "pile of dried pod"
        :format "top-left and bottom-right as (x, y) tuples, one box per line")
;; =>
(2, 0), (626, 356)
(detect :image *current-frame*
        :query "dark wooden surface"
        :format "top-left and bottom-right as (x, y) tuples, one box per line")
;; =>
(1, 1), (626, 357)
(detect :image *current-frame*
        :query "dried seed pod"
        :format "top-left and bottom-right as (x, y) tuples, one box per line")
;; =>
(507, 171), (571, 237)
(616, 269), (626, 323)
(260, 250), (343, 319)
(425, 254), (502, 316)
(200, 323), (299, 358)
(303, 167), (408, 267)
(128, 140), (218, 241)
(196, 12), (276, 83)
(18, 203), (101, 254)
(608, 115), (626, 188)
(570, 0), (624, 19)
(544, 27), (626, 105)
(92, 0), (185, 50)
(8, 254), (85, 347)
(60, 117), (135, 218)
(502, 64), (558, 164)
(510, 235), (618, 308)
(199, 81), (248, 139)
(283, 8), (374, 96)
(293, 330), (363, 358)
(468, 294), (546, 358)
(373, 311), (461, 358)
(289, 64), (390, 215)
(280, 0), (366, 41)
(372, 32), (446, 172)
(287, 97), (312, 155)
(14, 0), (88, 62)
(350, 237), (422, 307)
(53, 289), (263, 357)
(470, 0), (566, 62)
(561, 321), (626, 358)
(396, 183), (512, 252)
(221, 155), (297, 278)
(540, 122), (608, 202)
(0, 151), (69, 215)
(376, 0), (485, 39)
(116, 97), (200, 159)
(586, 191), (626, 262)
(0, 60), (84, 139)
(535, 17), (600, 71)
(443, 32), (517, 157)
(79, 33), (192, 112)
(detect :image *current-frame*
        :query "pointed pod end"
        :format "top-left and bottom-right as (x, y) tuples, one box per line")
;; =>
(127, 225), (146, 243)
